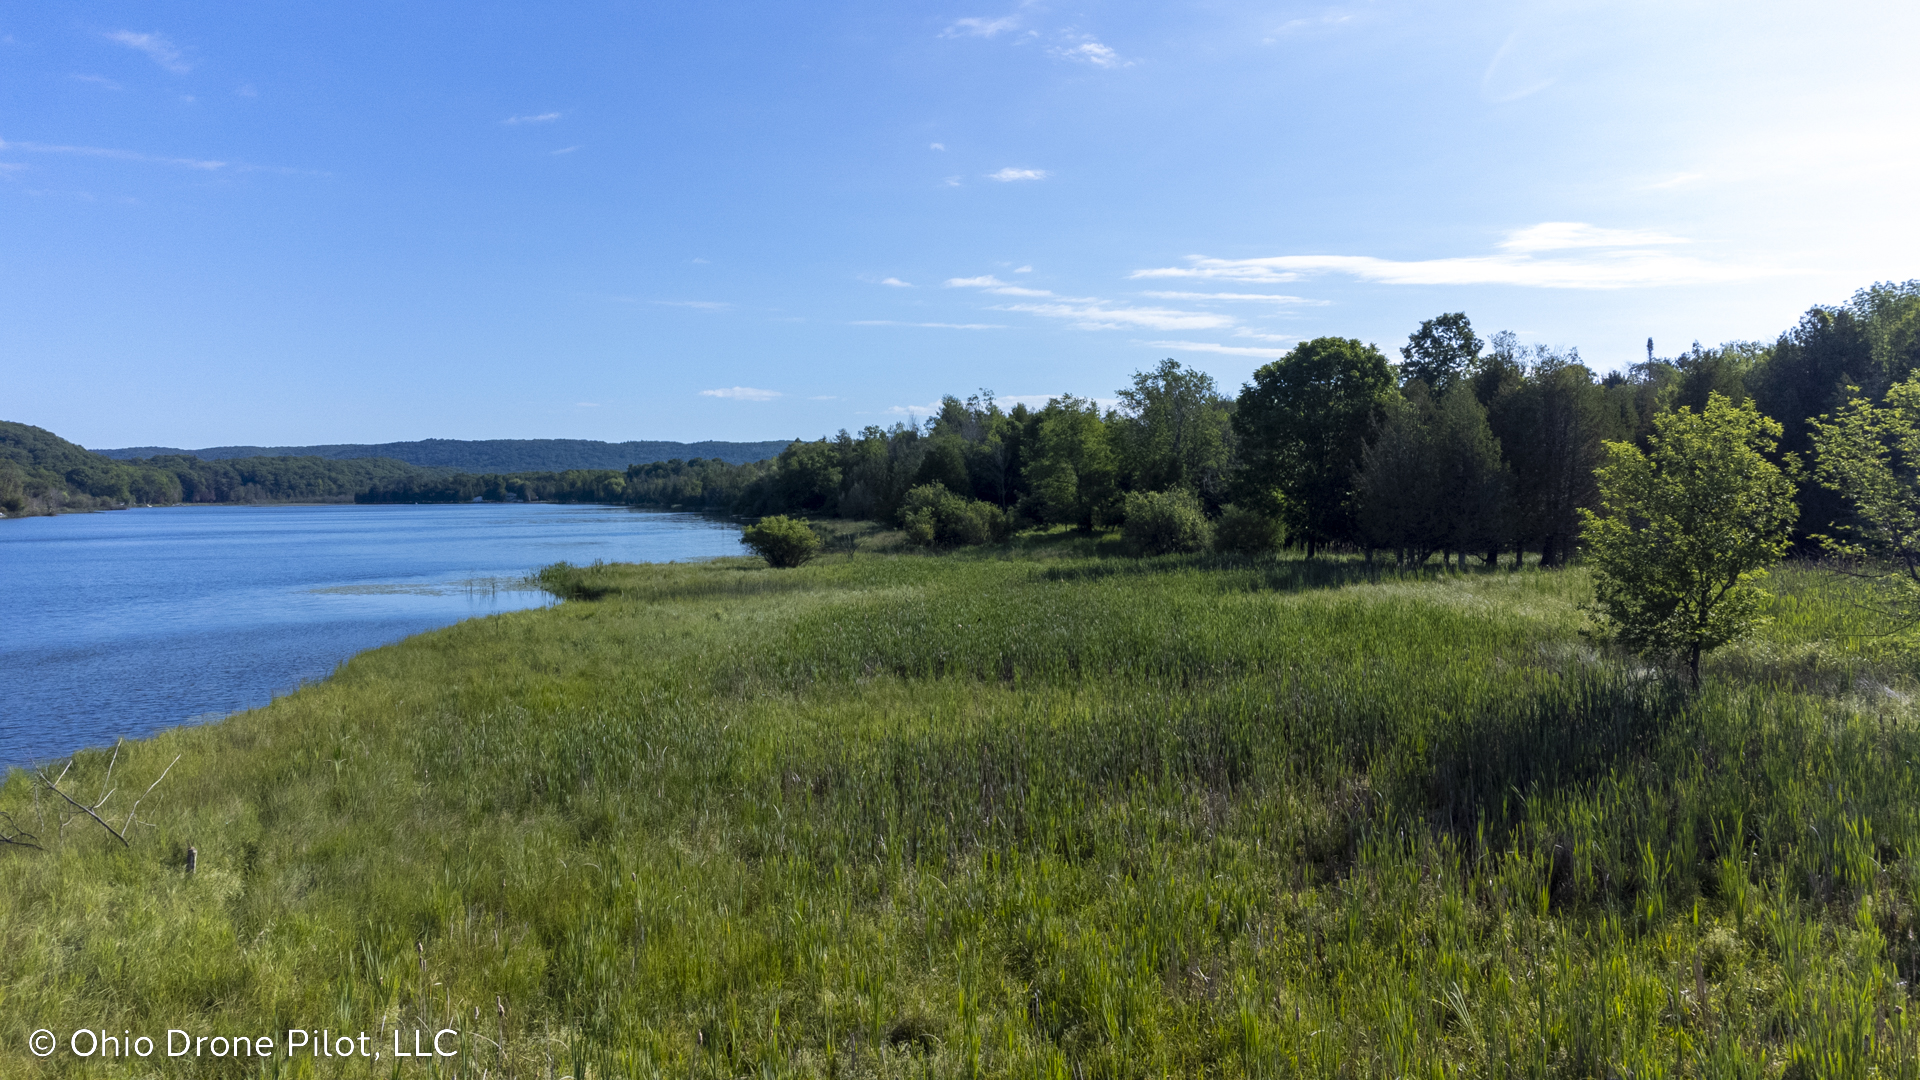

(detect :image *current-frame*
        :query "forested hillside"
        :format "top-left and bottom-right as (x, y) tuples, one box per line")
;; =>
(0, 421), (450, 515)
(95, 437), (791, 470)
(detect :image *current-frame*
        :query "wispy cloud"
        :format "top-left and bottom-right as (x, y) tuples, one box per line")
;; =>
(1144, 339), (1292, 358)
(1002, 302), (1234, 331)
(852, 320), (1005, 329)
(1131, 223), (1777, 290)
(650, 299), (730, 311)
(943, 15), (1021, 38)
(943, 274), (1052, 297)
(0, 137), (227, 170)
(930, 142), (946, 151)
(107, 31), (189, 74)
(701, 386), (781, 401)
(987, 167), (1048, 182)
(1013, 265), (1033, 273)
(878, 277), (913, 288)
(1139, 290), (1327, 305)
(503, 112), (561, 125)
(946, 275), (1235, 331)
(1644, 172), (1704, 190)
(889, 400), (946, 417)
(1052, 41), (1127, 67)
(549, 146), (580, 155)
(72, 74), (122, 90)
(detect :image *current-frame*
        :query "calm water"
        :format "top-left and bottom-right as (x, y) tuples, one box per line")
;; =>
(0, 503), (745, 766)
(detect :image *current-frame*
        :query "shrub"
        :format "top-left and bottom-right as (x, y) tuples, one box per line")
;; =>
(1214, 504), (1284, 556)
(1122, 489), (1212, 555)
(743, 515), (822, 568)
(899, 484), (1009, 548)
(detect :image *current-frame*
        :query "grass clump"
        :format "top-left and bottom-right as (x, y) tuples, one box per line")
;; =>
(4, 545), (1920, 1077)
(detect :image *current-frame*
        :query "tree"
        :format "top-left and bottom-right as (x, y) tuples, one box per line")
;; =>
(1356, 386), (1510, 567)
(743, 515), (822, 568)
(1114, 359), (1233, 504)
(1021, 395), (1119, 529)
(1400, 312), (1483, 395)
(1232, 337), (1395, 556)
(1809, 373), (1920, 627)
(1580, 394), (1799, 685)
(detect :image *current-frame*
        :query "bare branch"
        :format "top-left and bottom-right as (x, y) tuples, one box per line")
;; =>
(34, 771), (129, 847)
(122, 755), (180, 835)
(0, 811), (43, 851)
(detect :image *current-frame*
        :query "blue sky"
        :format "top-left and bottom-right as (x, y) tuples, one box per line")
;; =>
(3, 1), (1915, 448)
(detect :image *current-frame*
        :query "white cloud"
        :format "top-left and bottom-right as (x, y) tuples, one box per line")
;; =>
(943, 176), (962, 187)
(0, 137), (226, 170)
(1130, 223), (1782, 290)
(1644, 172), (1704, 190)
(107, 31), (189, 74)
(503, 112), (561, 125)
(943, 275), (1053, 297)
(1053, 41), (1127, 67)
(943, 16), (1021, 38)
(1000, 301), (1234, 332)
(1139, 290), (1327, 305)
(889, 401), (946, 417)
(878, 277), (913, 288)
(701, 387), (781, 401)
(73, 74), (122, 90)
(987, 167), (1048, 182)
(852, 320), (1005, 329)
(930, 142), (946, 151)
(1013, 265), (1033, 273)
(651, 299), (730, 310)
(550, 146), (580, 155)
(1496, 222), (1686, 253)
(1145, 340), (1292, 358)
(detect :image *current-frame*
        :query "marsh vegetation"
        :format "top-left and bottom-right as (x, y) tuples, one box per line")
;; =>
(5, 539), (1919, 1077)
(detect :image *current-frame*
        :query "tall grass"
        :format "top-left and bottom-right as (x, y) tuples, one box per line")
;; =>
(3, 547), (1918, 1076)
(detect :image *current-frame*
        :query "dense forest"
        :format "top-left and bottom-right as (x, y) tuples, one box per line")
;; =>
(95, 436), (792, 470)
(0, 422), (453, 515)
(362, 280), (1920, 563)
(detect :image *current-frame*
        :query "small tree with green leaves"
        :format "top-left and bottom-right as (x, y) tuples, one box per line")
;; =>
(742, 515), (822, 568)
(1580, 393), (1798, 684)
(1810, 374), (1920, 627)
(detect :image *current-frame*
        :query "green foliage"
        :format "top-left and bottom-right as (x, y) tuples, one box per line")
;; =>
(898, 483), (1007, 548)
(1483, 338), (1615, 565)
(9, 549), (1920, 1077)
(98, 436), (792, 470)
(1399, 311), (1483, 394)
(1211, 503), (1284, 555)
(742, 514), (822, 568)
(1113, 359), (1233, 505)
(1021, 395), (1119, 529)
(1233, 337), (1396, 554)
(1582, 394), (1800, 682)
(1357, 387), (1510, 566)
(1810, 373), (1920, 625)
(1120, 488), (1212, 555)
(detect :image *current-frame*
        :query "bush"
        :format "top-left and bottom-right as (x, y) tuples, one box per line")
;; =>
(899, 484), (1009, 548)
(743, 515), (822, 568)
(1122, 489), (1212, 555)
(1214, 504), (1285, 556)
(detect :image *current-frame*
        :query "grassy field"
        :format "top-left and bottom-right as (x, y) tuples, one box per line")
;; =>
(5, 537), (1920, 1077)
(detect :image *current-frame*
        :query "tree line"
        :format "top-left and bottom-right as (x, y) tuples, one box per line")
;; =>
(0, 421), (454, 516)
(363, 279), (1916, 567)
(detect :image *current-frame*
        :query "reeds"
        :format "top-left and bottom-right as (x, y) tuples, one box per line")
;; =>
(2, 549), (1917, 1076)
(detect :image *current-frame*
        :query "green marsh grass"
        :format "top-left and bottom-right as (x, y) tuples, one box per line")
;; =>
(4, 546), (1919, 1076)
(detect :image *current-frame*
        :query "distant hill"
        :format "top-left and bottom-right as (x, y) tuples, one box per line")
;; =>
(95, 437), (794, 470)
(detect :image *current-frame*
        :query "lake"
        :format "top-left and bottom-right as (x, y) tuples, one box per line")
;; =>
(0, 503), (745, 767)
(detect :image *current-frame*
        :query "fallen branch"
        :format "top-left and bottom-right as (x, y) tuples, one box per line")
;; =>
(122, 755), (181, 835)
(0, 811), (42, 851)
(36, 771), (130, 846)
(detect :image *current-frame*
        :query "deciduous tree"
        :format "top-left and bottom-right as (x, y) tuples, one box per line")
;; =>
(1580, 394), (1798, 684)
